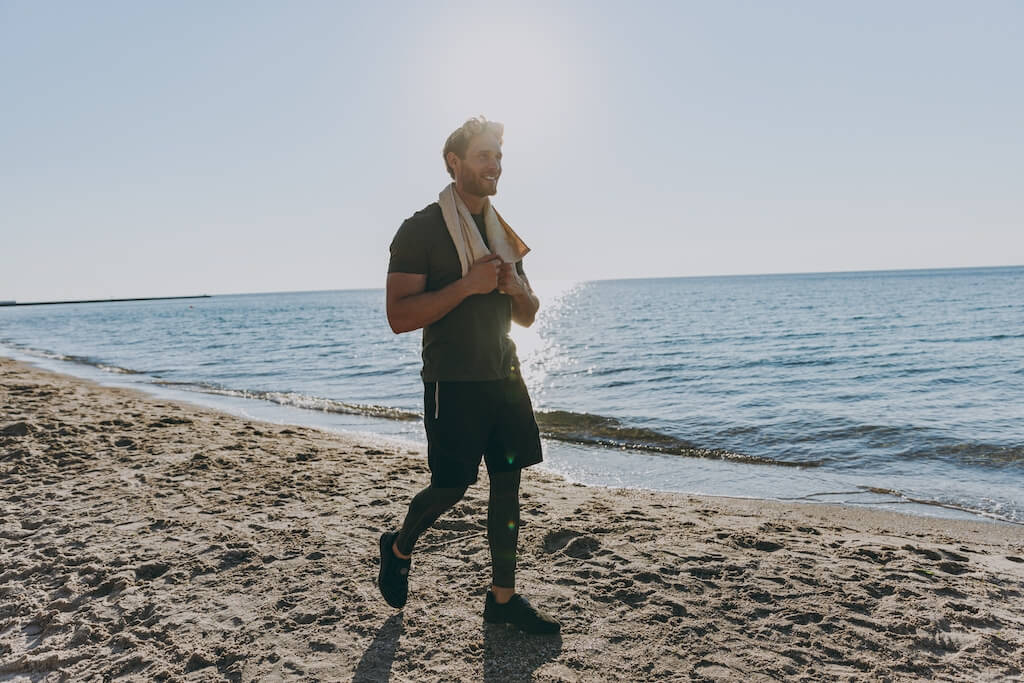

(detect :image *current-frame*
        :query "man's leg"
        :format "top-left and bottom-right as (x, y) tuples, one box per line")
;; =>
(486, 469), (520, 602)
(480, 374), (559, 633)
(396, 483), (469, 556)
(378, 483), (467, 609)
(379, 380), (490, 608)
(481, 466), (559, 634)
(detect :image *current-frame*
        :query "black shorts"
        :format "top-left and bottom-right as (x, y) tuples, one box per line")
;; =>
(423, 372), (543, 488)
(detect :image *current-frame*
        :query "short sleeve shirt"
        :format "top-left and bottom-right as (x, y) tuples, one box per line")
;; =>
(388, 202), (525, 382)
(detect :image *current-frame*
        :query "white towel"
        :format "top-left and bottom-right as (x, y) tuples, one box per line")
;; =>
(438, 183), (530, 276)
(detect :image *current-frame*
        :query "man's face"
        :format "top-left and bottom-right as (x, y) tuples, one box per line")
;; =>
(451, 133), (502, 199)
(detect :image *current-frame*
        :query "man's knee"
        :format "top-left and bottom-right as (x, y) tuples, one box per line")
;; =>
(488, 470), (521, 499)
(433, 485), (469, 508)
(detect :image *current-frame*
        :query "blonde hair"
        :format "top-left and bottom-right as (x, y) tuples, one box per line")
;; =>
(442, 116), (504, 179)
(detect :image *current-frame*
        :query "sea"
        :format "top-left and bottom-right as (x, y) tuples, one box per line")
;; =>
(2, 266), (1022, 524)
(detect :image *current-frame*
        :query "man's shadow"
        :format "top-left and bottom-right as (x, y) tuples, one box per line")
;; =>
(482, 623), (563, 682)
(352, 613), (405, 683)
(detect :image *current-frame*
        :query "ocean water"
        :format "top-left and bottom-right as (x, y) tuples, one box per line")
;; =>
(2, 266), (1022, 523)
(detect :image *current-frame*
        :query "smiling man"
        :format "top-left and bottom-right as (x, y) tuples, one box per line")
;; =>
(378, 117), (559, 634)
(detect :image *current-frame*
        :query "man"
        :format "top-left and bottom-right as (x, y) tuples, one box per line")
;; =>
(378, 116), (559, 634)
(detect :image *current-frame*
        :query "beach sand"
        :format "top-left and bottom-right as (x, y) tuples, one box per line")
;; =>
(2, 356), (1023, 682)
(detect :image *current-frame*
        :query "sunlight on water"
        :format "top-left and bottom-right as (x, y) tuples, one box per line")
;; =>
(510, 280), (583, 398)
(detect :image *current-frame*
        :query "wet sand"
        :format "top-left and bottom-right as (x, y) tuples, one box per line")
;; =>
(2, 357), (1023, 681)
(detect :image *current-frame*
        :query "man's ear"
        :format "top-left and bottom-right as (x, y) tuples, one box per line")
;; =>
(445, 151), (460, 174)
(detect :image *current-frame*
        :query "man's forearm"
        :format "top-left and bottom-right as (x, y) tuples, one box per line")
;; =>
(389, 279), (472, 333)
(510, 290), (539, 327)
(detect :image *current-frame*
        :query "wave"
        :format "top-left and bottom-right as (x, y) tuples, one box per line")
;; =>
(927, 332), (1024, 344)
(148, 379), (813, 468)
(152, 381), (421, 421)
(926, 442), (1024, 467)
(533, 410), (817, 468)
(1, 342), (141, 375)
(861, 487), (1023, 525)
(787, 421), (1024, 467)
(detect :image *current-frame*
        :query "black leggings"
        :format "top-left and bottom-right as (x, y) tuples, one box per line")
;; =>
(395, 469), (521, 589)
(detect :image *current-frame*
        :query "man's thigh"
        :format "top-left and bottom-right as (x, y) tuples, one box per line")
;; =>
(484, 374), (543, 473)
(424, 380), (496, 487)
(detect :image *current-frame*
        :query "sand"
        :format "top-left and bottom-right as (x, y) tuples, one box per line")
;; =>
(1, 356), (1023, 682)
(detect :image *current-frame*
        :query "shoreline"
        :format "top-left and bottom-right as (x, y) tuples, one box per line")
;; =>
(2, 357), (1023, 680)
(3, 346), (1014, 527)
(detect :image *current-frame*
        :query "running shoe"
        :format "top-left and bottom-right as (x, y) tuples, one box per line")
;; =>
(377, 531), (410, 609)
(483, 591), (560, 634)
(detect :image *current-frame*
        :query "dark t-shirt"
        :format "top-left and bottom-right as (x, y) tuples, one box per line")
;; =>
(388, 202), (525, 382)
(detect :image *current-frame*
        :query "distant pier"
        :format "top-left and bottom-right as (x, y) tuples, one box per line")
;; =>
(0, 295), (210, 307)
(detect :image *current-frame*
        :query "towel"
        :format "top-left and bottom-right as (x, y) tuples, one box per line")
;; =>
(438, 183), (530, 276)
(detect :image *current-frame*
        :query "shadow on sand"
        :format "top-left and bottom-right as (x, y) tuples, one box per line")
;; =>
(352, 613), (405, 682)
(482, 623), (563, 682)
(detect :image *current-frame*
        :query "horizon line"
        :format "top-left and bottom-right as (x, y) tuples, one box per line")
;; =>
(5, 263), (1020, 303)
(217, 262), (1024, 297)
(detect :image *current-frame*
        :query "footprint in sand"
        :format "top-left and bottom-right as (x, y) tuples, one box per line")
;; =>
(940, 549), (969, 562)
(219, 548), (254, 570)
(540, 528), (602, 559)
(135, 562), (170, 580)
(542, 529), (580, 553)
(732, 534), (784, 552)
(1, 421), (31, 436)
(435, 518), (478, 532)
(903, 544), (942, 561)
(564, 536), (601, 559)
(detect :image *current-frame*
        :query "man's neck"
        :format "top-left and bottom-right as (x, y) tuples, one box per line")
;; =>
(454, 185), (488, 214)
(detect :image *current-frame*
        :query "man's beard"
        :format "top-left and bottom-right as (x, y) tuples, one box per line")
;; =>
(459, 168), (497, 197)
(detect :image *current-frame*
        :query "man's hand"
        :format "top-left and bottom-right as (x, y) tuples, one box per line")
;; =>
(499, 261), (539, 327)
(464, 254), (503, 295)
(497, 262), (527, 296)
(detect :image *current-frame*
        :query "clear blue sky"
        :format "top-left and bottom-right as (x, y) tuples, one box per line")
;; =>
(2, 1), (1021, 301)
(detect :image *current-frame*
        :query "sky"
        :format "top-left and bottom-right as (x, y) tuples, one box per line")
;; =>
(2, 1), (1021, 301)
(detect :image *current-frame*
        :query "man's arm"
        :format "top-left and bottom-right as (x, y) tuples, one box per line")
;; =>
(386, 254), (504, 334)
(498, 263), (540, 328)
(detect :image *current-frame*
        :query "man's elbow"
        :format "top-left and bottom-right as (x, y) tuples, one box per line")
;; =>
(387, 311), (410, 334)
(514, 312), (536, 328)
(513, 297), (539, 327)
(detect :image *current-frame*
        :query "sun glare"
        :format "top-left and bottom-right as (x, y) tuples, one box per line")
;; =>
(511, 279), (582, 395)
(410, 14), (585, 142)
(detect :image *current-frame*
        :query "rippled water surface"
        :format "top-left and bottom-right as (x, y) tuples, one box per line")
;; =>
(3, 266), (1022, 522)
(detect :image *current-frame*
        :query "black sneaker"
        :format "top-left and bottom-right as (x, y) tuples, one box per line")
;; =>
(377, 531), (410, 609)
(483, 591), (560, 634)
